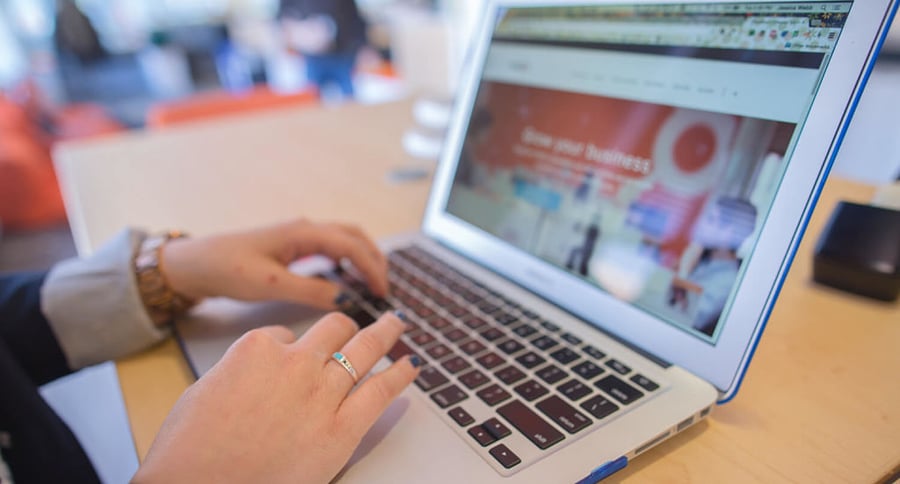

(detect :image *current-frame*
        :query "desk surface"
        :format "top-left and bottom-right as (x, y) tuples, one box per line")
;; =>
(54, 100), (900, 483)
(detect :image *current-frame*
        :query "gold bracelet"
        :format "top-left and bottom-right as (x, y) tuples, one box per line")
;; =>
(134, 231), (196, 327)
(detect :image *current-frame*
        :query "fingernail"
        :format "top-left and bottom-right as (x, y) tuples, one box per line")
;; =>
(409, 355), (423, 368)
(334, 291), (352, 307)
(394, 310), (409, 322)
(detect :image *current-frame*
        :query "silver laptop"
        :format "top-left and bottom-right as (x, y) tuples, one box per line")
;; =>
(175, 1), (897, 481)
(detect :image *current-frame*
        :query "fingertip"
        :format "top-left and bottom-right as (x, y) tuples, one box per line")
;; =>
(408, 354), (423, 369)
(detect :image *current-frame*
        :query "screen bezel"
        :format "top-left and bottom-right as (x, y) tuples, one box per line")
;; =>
(421, 0), (898, 400)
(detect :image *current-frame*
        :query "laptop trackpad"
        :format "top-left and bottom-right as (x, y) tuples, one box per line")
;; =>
(174, 298), (327, 377)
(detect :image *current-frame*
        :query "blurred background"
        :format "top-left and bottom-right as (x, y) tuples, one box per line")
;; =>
(0, 0), (486, 124)
(0, 3), (897, 481)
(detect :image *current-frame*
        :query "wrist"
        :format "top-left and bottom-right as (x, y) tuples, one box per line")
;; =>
(134, 231), (199, 328)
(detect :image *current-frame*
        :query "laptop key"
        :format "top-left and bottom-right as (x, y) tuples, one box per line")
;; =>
(512, 323), (537, 338)
(596, 375), (644, 405)
(483, 417), (512, 439)
(426, 316), (452, 331)
(605, 359), (631, 375)
(494, 312), (519, 326)
(426, 343), (452, 360)
(476, 300), (500, 314)
(477, 384), (512, 406)
(476, 352), (505, 370)
(447, 304), (469, 318)
(415, 366), (449, 392)
(442, 355), (471, 374)
(558, 379), (593, 401)
(448, 406), (474, 427)
(540, 320), (561, 332)
(444, 328), (469, 343)
(431, 384), (468, 408)
(413, 306), (436, 319)
(630, 374), (660, 392)
(463, 315), (487, 330)
(498, 339), (525, 355)
(513, 380), (549, 402)
(497, 400), (565, 450)
(536, 364), (568, 384)
(572, 361), (605, 380)
(560, 332), (583, 345)
(459, 369), (490, 389)
(387, 340), (417, 361)
(495, 365), (527, 385)
(580, 395), (619, 420)
(340, 302), (377, 328)
(460, 290), (483, 304)
(489, 444), (522, 469)
(536, 395), (592, 434)
(368, 297), (393, 313)
(531, 335), (559, 351)
(583, 345), (606, 360)
(480, 327), (505, 342)
(550, 348), (580, 364)
(459, 339), (487, 356)
(468, 425), (496, 447)
(515, 351), (546, 369)
(410, 331), (436, 347)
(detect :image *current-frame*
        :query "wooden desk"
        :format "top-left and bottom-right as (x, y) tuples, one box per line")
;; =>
(54, 100), (900, 482)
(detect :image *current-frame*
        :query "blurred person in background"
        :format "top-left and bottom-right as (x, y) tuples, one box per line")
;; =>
(54, 0), (105, 66)
(278, 0), (372, 98)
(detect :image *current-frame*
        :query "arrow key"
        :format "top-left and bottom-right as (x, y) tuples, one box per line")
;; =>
(489, 444), (522, 469)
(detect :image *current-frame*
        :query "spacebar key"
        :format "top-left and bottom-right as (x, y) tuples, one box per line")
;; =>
(497, 400), (564, 450)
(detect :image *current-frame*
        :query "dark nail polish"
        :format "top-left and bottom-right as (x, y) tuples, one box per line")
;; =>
(334, 292), (352, 307)
(409, 355), (423, 368)
(395, 310), (409, 322)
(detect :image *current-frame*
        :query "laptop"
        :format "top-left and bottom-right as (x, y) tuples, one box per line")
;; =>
(175, 1), (897, 482)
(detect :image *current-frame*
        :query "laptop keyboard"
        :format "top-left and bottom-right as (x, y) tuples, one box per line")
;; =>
(331, 245), (664, 474)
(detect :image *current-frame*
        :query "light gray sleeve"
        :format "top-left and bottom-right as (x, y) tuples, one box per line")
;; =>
(40, 228), (170, 370)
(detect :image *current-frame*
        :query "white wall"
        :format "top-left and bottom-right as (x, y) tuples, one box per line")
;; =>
(0, 10), (27, 88)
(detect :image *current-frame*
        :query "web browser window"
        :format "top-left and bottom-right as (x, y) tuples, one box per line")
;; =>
(445, 2), (851, 342)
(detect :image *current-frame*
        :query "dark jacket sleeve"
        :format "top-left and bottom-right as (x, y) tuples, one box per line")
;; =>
(0, 272), (72, 386)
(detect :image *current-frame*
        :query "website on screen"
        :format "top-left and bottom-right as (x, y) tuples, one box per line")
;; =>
(446, 2), (850, 342)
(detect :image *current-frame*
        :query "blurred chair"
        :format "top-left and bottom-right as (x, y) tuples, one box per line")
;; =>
(145, 85), (319, 128)
(0, 92), (123, 231)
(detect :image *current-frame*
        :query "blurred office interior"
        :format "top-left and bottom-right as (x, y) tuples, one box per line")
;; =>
(0, 3), (898, 482)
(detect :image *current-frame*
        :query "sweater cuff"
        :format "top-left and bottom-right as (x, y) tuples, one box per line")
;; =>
(40, 228), (170, 369)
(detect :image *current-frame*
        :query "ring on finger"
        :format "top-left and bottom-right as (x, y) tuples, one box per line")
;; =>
(331, 351), (359, 384)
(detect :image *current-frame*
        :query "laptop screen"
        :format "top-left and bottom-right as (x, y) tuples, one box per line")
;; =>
(444, 2), (851, 343)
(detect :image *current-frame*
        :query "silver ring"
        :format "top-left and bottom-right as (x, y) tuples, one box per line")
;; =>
(331, 352), (359, 384)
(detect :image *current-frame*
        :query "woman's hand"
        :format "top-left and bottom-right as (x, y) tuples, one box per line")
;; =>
(161, 219), (388, 309)
(133, 311), (421, 484)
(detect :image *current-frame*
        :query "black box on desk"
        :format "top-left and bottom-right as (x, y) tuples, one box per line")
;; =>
(813, 201), (900, 302)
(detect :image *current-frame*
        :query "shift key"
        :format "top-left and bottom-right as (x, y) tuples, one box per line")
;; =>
(497, 400), (564, 450)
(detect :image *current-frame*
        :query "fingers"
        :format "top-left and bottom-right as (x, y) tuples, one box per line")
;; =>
(251, 325), (297, 345)
(263, 270), (345, 309)
(324, 312), (407, 392)
(337, 355), (420, 439)
(293, 312), (359, 355)
(288, 222), (389, 297)
(335, 224), (387, 269)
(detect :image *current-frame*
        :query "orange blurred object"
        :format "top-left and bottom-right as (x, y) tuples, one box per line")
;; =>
(146, 86), (319, 128)
(0, 92), (124, 231)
